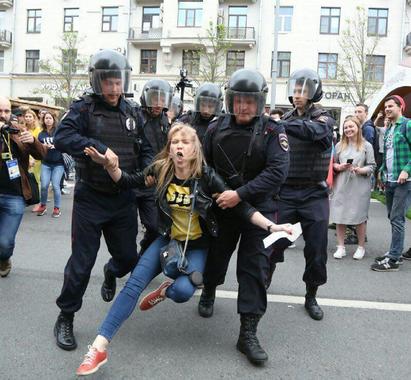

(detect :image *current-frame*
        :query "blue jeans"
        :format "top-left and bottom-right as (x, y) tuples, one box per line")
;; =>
(385, 182), (411, 260)
(0, 194), (26, 261)
(98, 236), (208, 341)
(40, 163), (64, 208)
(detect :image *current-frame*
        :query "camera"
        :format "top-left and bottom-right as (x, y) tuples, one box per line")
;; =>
(0, 122), (20, 135)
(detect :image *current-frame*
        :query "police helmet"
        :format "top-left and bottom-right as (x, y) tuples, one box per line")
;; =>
(194, 83), (223, 116)
(287, 68), (323, 104)
(169, 95), (184, 120)
(140, 79), (173, 111)
(88, 49), (132, 95)
(225, 69), (268, 117)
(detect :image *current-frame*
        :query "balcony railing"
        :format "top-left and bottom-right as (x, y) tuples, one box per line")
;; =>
(0, 0), (13, 8)
(128, 27), (162, 41)
(0, 30), (12, 46)
(226, 27), (255, 40)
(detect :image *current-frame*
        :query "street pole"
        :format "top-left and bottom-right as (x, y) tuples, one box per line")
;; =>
(270, 0), (281, 110)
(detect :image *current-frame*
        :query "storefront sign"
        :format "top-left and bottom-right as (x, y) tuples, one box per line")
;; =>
(323, 91), (352, 102)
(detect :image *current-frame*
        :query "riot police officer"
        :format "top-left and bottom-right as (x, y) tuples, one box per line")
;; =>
(198, 69), (289, 365)
(270, 68), (334, 321)
(167, 95), (183, 124)
(137, 79), (173, 253)
(53, 49), (153, 351)
(178, 82), (223, 143)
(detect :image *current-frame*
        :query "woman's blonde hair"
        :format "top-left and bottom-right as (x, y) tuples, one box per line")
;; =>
(338, 116), (364, 152)
(24, 109), (40, 131)
(153, 122), (204, 194)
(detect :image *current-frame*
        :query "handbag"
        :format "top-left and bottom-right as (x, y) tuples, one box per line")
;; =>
(26, 172), (40, 206)
(160, 180), (198, 279)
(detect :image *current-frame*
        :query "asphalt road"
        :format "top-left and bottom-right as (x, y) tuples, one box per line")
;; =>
(1, 186), (411, 380)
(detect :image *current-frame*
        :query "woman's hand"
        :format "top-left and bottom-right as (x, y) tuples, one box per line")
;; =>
(84, 146), (108, 166)
(352, 166), (367, 176)
(335, 163), (351, 172)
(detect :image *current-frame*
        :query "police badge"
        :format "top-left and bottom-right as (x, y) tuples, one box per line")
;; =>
(125, 117), (136, 131)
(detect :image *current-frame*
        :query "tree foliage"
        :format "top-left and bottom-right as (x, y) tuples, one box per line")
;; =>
(337, 7), (382, 105)
(197, 21), (232, 84)
(33, 32), (89, 109)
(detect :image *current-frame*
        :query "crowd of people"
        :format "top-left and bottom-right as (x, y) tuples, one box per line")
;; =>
(0, 48), (410, 377)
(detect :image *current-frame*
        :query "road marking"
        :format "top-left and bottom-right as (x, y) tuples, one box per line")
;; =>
(194, 290), (411, 312)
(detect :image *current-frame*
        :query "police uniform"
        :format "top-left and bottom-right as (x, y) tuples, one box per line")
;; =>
(271, 104), (333, 301)
(202, 113), (289, 315)
(134, 109), (170, 253)
(54, 94), (152, 315)
(178, 110), (213, 144)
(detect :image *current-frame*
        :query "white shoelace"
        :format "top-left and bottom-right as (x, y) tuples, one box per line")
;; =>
(81, 345), (97, 366)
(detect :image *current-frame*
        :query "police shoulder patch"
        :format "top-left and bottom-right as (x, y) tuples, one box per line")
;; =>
(278, 133), (289, 151)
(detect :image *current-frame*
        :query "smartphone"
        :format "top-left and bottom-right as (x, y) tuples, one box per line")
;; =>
(346, 159), (353, 164)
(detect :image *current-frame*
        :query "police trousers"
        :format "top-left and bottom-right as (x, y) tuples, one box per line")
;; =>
(271, 185), (329, 286)
(203, 209), (274, 316)
(56, 182), (139, 314)
(135, 190), (159, 254)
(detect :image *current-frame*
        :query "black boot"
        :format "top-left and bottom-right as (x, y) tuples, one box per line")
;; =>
(304, 284), (324, 320)
(101, 264), (116, 302)
(54, 312), (77, 351)
(198, 286), (216, 318)
(236, 314), (268, 365)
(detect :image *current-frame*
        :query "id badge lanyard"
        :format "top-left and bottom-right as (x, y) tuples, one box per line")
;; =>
(2, 133), (21, 180)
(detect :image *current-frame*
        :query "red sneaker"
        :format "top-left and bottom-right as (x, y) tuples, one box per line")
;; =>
(36, 204), (47, 216)
(76, 345), (108, 376)
(52, 207), (61, 218)
(139, 281), (172, 311)
(32, 204), (41, 213)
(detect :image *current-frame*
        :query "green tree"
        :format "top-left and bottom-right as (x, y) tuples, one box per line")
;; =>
(33, 32), (89, 109)
(337, 7), (382, 105)
(197, 21), (232, 84)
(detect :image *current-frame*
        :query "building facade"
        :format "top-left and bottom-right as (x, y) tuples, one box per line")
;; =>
(0, 0), (410, 124)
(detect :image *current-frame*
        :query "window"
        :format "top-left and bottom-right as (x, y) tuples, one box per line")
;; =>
(278, 6), (293, 32)
(62, 49), (77, 74)
(102, 7), (118, 32)
(64, 8), (79, 32)
(182, 50), (200, 76)
(226, 50), (245, 76)
(0, 50), (4, 72)
(320, 7), (340, 34)
(142, 7), (160, 32)
(366, 55), (385, 82)
(318, 53), (338, 80)
(140, 50), (157, 73)
(27, 9), (42, 33)
(272, 51), (291, 78)
(26, 50), (40, 73)
(178, 1), (203, 27)
(228, 6), (247, 38)
(368, 8), (388, 36)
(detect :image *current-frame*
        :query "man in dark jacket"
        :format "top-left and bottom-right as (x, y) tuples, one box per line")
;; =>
(53, 49), (153, 351)
(270, 68), (334, 321)
(198, 69), (289, 365)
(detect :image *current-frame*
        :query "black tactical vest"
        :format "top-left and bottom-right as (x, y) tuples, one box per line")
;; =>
(75, 96), (140, 193)
(143, 111), (169, 155)
(283, 109), (331, 183)
(210, 115), (266, 189)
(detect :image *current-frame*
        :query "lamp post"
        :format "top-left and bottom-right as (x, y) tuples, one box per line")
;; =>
(270, 0), (281, 110)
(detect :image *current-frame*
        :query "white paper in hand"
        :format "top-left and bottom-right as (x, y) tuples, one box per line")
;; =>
(263, 222), (302, 249)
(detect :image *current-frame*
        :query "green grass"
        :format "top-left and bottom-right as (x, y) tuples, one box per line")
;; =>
(371, 190), (411, 220)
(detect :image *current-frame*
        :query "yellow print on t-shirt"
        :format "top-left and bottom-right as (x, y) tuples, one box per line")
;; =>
(167, 182), (202, 241)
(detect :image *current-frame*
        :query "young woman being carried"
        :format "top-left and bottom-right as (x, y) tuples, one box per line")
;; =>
(75, 123), (292, 376)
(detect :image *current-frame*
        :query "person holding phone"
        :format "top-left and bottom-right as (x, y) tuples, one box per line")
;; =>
(330, 116), (375, 260)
